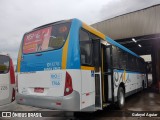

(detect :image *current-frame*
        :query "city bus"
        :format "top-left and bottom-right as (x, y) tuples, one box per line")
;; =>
(0, 53), (15, 110)
(16, 18), (147, 111)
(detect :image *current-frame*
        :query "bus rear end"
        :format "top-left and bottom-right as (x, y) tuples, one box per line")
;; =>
(16, 20), (81, 111)
(0, 54), (15, 107)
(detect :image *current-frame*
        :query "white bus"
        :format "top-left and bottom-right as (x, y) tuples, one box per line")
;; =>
(0, 53), (15, 110)
(16, 19), (147, 111)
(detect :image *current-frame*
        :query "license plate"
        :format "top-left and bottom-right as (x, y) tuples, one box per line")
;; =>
(34, 88), (44, 93)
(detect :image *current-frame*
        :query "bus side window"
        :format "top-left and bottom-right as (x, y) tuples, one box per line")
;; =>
(105, 46), (111, 71)
(128, 54), (133, 70)
(132, 56), (136, 71)
(121, 51), (128, 70)
(112, 46), (119, 69)
(90, 34), (101, 72)
(117, 48), (123, 69)
(79, 29), (92, 66)
(136, 58), (140, 72)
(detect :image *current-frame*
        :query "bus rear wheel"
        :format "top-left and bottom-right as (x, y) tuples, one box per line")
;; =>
(117, 87), (125, 109)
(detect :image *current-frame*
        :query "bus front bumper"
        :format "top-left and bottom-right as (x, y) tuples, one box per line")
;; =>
(16, 91), (80, 111)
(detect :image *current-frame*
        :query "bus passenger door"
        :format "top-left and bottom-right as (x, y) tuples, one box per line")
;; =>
(93, 40), (102, 110)
(103, 45), (114, 103)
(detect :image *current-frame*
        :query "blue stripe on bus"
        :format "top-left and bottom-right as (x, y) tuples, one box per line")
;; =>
(66, 18), (82, 69)
(106, 36), (140, 58)
(114, 69), (144, 74)
(21, 49), (63, 72)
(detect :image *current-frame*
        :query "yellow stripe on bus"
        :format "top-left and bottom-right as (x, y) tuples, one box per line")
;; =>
(82, 23), (106, 40)
(61, 34), (70, 69)
(17, 43), (22, 72)
(81, 66), (95, 70)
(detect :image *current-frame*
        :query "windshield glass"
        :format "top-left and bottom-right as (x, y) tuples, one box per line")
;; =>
(0, 55), (10, 74)
(23, 22), (71, 54)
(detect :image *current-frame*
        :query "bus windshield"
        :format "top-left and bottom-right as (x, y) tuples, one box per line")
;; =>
(0, 55), (10, 74)
(23, 22), (71, 54)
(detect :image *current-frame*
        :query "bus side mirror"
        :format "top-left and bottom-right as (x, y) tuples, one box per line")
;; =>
(48, 36), (64, 49)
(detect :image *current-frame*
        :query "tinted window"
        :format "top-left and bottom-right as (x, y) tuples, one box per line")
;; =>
(80, 29), (92, 65)
(91, 34), (101, 72)
(128, 54), (133, 70)
(112, 46), (128, 69)
(112, 45), (146, 72)
(131, 56), (136, 70)
(112, 46), (119, 68)
(105, 46), (111, 70)
(136, 58), (140, 71)
(23, 22), (71, 54)
(118, 48), (123, 69)
(0, 55), (10, 74)
(121, 51), (128, 69)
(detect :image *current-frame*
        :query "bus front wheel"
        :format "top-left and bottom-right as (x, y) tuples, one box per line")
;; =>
(117, 87), (125, 109)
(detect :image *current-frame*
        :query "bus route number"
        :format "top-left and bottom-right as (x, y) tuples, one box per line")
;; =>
(50, 73), (62, 87)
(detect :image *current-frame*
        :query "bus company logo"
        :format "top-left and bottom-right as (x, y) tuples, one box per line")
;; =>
(1, 112), (42, 118)
(114, 72), (119, 87)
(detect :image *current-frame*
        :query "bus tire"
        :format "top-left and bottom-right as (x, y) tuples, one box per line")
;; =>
(117, 87), (125, 109)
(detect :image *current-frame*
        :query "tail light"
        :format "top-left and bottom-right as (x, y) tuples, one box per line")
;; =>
(9, 59), (15, 84)
(11, 88), (15, 102)
(64, 72), (73, 96)
(9, 58), (16, 102)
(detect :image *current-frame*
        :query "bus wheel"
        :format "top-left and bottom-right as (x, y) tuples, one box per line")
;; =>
(117, 87), (125, 109)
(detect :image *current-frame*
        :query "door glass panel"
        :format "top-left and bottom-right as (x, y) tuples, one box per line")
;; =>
(95, 74), (101, 107)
